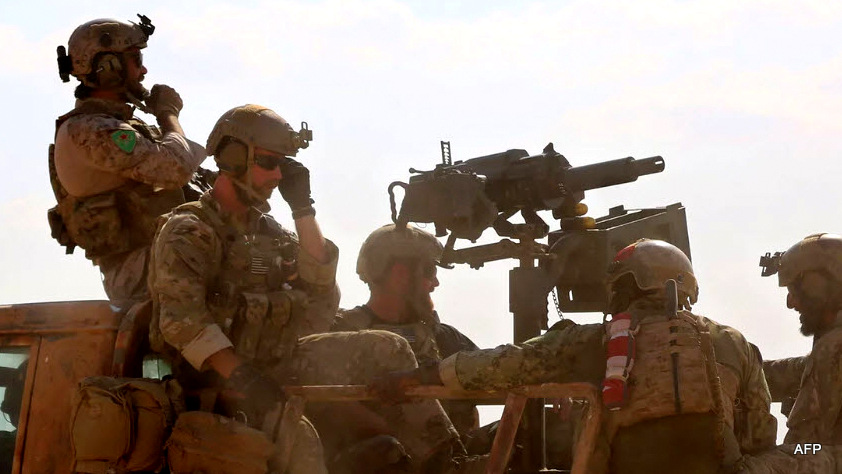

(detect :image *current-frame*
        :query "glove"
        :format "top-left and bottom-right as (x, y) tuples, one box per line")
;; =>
(278, 158), (315, 216)
(146, 84), (183, 118)
(225, 363), (285, 416)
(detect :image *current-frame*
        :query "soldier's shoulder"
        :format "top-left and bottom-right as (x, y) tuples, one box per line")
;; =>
(61, 112), (131, 135)
(693, 313), (755, 369)
(158, 208), (216, 242)
(333, 306), (374, 331)
(811, 326), (842, 361)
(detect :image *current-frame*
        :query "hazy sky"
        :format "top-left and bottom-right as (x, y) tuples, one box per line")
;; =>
(4, 0), (842, 441)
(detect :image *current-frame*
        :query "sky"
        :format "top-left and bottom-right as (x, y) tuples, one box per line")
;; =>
(3, 0), (842, 442)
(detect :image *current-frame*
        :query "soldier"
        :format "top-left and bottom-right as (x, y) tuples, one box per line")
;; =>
(149, 105), (471, 473)
(375, 239), (778, 472)
(328, 224), (482, 456)
(49, 15), (206, 311)
(762, 233), (842, 444)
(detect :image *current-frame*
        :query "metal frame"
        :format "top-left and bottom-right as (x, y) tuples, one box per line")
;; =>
(0, 336), (41, 474)
(282, 382), (602, 474)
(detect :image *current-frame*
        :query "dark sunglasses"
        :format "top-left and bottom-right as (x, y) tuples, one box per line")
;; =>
(125, 50), (143, 68)
(254, 154), (287, 170)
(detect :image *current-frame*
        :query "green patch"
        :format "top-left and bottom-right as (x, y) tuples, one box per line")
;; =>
(111, 129), (137, 153)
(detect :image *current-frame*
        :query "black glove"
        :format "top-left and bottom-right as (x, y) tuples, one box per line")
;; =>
(225, 363), (285, 416)
(278, 158), (315, 217)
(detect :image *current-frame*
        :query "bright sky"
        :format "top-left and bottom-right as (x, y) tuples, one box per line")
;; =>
(3, 0), (841, 443)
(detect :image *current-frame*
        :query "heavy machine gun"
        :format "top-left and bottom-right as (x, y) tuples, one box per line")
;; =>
(388, 141), (691, 473)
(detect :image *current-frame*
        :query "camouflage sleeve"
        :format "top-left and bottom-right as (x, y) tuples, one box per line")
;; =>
(737, 337), (779, 453)
(150, 213), (232, 370)
(763, 356), (806, 403)
(439, 324), (602, 391)
(62, 114), (205, 189)
(294, 239), (340, 336)
(784, 331), (842, 444)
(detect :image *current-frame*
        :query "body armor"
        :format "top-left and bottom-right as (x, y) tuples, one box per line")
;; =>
(605, 308), (735, 474)
(171, 200), (306, 368)
(48, 102), (184, 259)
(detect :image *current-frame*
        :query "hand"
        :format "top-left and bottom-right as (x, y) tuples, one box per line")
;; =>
(225, 363), (285, 416)
(278, 158), (314, 213)
(146, 84), (183, 119)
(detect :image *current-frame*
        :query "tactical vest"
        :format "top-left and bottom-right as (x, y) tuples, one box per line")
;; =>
(48, 102), (185, 259)
(605, 310), (736, 474)
(337, 307), (442, 363)
(170, 200), (307, 367)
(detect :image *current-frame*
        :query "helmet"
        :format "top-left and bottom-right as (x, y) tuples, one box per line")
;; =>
(207, 104), (311, 174)
(61, 16), (153, 85)
(606, 238), (699, 305)
(778, 233), (842, 288)
(357, 224), (443, 284)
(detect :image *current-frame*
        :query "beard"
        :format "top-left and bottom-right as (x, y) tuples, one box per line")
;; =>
(404, 290), (435, 324)
(796, 296), (830, 336)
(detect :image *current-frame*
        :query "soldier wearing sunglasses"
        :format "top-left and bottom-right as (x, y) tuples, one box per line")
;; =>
(148, 105), (466, 472)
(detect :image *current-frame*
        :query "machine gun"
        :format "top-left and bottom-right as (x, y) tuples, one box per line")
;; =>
(389, 142), (664, 243)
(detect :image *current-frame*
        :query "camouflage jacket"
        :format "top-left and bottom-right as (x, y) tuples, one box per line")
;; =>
(149, 192), (339, 373)
(769, 315), (842, 445)
(51, 98), (205, 306)
(438, 302), (778, 457)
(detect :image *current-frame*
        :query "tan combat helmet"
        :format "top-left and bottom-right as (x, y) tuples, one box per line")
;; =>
(59, 15), (154, 85)
(357, 224), (443, 284)
(778, 233), (842, 288)
(606, 238), (699, 306)
(206, 105), (311, 174)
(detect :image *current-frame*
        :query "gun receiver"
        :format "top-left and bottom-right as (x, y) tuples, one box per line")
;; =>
(390, 142), (665, 241)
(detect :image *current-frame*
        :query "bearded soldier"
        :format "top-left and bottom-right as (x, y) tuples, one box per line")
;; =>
(375, 239), (778, 473)
(763, 234), (842, 445)
(50, 15), (206, 311)
(329, 224), (482, 457)
(149, 105), (475, 473)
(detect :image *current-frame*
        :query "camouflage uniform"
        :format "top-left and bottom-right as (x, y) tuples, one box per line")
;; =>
(51, 98), (205, 308)
(437, 299), (778, 472)
(333, 305), (481, 437)
(149, 192), (458, 472)
(764, 318), (842, 445)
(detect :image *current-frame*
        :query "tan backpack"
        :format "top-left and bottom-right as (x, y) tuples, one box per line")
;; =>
(70, 376), (183, 473)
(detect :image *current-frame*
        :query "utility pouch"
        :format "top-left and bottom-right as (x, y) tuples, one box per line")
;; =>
(63, 193), (131, 258)
(231, 293), (270, 361)
(166, 411), (273, 474)
(260, 290), (305, 361)
(71, 376), (184, 473)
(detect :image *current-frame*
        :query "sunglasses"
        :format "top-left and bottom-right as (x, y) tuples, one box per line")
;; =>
(125, 50), (143, 68)
(254, 154), (287, 170)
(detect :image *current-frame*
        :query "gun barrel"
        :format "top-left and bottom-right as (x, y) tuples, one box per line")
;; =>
(564, 156), (664, 192)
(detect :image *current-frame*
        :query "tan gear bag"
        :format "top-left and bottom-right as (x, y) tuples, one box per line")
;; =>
(70, 376), (184, 473)
(166, 411), (274, 474)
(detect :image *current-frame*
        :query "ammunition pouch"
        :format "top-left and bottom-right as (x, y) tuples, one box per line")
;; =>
(70, 376), (184, 474)
(230, 290), (308, 364)
(166, 411), (274, 474)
